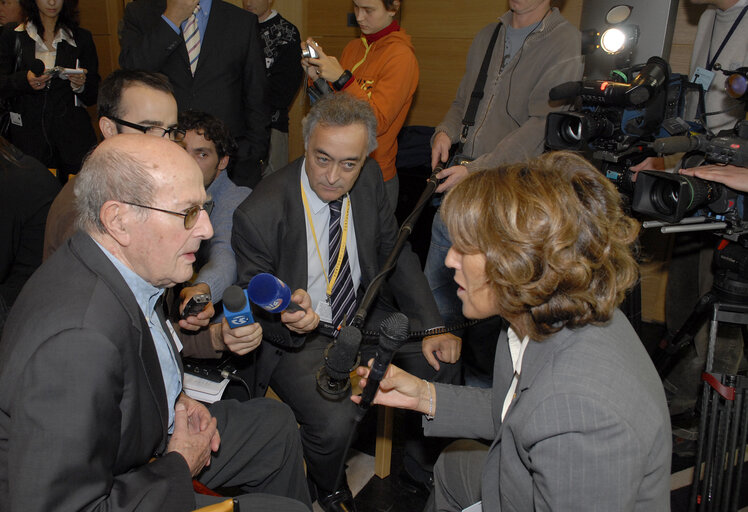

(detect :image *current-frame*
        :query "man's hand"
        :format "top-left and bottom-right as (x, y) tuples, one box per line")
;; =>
(435, 165), (469, 193)
(680, 164), (748, 193)
(431, 131), (452, 170)
(351, 361), (432, 415)
(163, 0), (199, 26)
(422, 333), (461, 371)
(281, 289), (319, 334)
(178, 283), (215, 331)
(629, 156), (665, 182)
(301, 38), (345, 83)
(167, 394), (220, 476)
(211, 317), (263, 355)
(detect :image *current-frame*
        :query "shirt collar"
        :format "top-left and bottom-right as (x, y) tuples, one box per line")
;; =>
(363, 19), (399, 44)
(93, 239), (165, 318)
(506, 326), (531, 376)
(18, 21), (77, 48)
(196, 0), (212, 20)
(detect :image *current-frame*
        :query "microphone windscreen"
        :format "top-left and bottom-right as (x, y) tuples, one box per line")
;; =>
(548, 81), (582, 101)
(379, 312), (409, 352)
(223, 285), (248, 313)
(247, 273), (293, 313)
(30, 59), (45, 76)
(325, 326), (362, 379)
(653, 136), (695, 155)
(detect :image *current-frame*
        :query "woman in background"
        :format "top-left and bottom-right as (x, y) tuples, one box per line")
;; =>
(301, 0), (417, 212)
(0, 0), (98, 180)
(354, 152), (672, 511)
(0, 0), (22, 27)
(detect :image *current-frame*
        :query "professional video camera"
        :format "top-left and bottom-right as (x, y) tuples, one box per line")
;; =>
(632, 120), (748, 228)
(545, 56), (696, 192)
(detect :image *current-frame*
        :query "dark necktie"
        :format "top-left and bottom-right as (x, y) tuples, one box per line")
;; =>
(328, 198), (356, 330)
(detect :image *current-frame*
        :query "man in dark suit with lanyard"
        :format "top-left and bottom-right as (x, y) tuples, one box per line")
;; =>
(119, 0), (271, 188)
(232, 94), (461, 512)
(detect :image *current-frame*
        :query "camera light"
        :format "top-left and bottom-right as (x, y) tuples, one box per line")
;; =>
(600, 28), (627, 54)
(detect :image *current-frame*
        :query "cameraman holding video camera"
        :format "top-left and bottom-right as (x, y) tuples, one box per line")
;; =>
(634, 0), (748, 441)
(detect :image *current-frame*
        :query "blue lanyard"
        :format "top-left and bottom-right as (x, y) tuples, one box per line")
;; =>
(706, 5), (748, 71)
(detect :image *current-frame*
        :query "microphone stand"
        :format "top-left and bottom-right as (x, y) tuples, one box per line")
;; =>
(331, 166), (443, 493)
(349, 166), (443, 331)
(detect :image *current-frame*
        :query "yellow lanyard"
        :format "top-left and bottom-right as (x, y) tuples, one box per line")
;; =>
(351, 36), (372, 73)
(300, 181), (351, 298)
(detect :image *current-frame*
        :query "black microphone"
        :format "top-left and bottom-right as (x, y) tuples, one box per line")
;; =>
(548, 81), (583, 101)
(316, 325), (362, 398)
(30, 59), (45, 77)
(652, 136), (697, 154)
(358, 312), (409, 411)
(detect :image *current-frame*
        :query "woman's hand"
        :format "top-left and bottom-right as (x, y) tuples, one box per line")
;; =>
(68, 68), (87, 91)
(351, 360), (435, 416)
(27, 70), (50, 91)
(301, 38), (345, 82)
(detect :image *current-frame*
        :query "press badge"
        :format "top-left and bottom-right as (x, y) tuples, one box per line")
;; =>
(9, 112), (21, 126)
(315, 299), (333, 324)
(692, 66), (715, 92)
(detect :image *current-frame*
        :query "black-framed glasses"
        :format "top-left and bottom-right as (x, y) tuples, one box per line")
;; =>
(110, 116), (186, 142)
(122, 200), (214, 229)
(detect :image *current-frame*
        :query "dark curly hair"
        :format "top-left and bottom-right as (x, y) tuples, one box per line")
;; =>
(20, 0), (79, 39)
(178, 110), (238, 160)
(441, 151), (640, 340)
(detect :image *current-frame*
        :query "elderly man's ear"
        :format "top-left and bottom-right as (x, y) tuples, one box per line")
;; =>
(99, 117), (118, 139)
(100, 200), (132, 246)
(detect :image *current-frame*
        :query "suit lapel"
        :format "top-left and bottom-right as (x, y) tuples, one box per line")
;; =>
(193, 0), (221, 77)
(69, 232), (170, 445)
(285, 159), (310, 290)
(349, 158), (378, 284)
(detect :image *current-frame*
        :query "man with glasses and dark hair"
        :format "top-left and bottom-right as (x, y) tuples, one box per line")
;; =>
(0, 134), (312, 511)
(43, 69), (185, 261)
(174, 110), (251, 310)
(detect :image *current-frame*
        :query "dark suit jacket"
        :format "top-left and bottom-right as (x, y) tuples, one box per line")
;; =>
(425, 310), (672, 511)
(232, 157), (443, 388)
(119, 0), (270, 186)
(0, 25), (99, 170)
(0, 232), (195, 512)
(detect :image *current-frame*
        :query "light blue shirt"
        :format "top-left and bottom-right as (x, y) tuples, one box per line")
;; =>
(300, 159), (361, 313)
(162, 0), (212, 39)
(95, 241), (183, 433)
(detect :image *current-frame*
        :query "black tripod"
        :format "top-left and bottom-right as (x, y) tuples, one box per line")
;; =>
(655, 268), (748, 511)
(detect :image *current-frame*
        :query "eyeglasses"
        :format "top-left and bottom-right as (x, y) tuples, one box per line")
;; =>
(122, 200), (214, 229)
(110, 117), (186, 142)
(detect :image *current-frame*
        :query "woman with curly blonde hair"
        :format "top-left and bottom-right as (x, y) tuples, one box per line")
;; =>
(354, 151), (671, 511)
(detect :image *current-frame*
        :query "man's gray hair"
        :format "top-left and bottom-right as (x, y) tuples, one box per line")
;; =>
(302, 94), (378, 153)
(74, 146), (156, 234)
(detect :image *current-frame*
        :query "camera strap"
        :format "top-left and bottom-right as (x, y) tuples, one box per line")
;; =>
(706, 5), (748, 71)
(459, 22), (503, 150)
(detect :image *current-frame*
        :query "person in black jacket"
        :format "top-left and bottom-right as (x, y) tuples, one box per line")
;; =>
(0, 136), (59, 331)
(0, 0), (98, 180)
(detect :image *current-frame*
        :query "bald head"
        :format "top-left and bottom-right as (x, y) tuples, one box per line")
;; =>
(75, 134), (202, 235)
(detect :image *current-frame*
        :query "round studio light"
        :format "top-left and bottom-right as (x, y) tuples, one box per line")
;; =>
(600, 28), (627, 54)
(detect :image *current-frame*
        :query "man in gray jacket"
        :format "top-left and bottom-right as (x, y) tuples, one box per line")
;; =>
(424, 0), (583, 329)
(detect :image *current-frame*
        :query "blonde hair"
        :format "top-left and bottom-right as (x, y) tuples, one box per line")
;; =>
(442, 151), (640, 340)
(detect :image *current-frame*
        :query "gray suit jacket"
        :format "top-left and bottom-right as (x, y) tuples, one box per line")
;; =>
(425, 310), (671, 511)
(232, 157), (443, 392)
(0, 232), (195, 511)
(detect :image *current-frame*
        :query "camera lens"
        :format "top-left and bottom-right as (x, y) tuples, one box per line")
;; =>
(560, 118), (583, 144)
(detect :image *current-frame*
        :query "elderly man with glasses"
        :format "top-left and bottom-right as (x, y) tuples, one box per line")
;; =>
(0, 134), (312, 511)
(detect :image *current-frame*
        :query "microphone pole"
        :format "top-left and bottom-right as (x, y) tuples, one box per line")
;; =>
(349, 164), (445, 331)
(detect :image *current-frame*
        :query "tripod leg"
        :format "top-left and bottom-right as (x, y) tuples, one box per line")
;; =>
(656, 292), (718, 377)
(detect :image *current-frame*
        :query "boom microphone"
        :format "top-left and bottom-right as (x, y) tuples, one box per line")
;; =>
(316, 325), (362, 398)
(223, 285), (254, 328)
(247, 273), (303, 313)
(358, 312), (409, 411)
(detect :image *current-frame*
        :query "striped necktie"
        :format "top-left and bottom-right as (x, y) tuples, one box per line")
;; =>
(329, 198), (356, 331)
(183, 5), (201, 75)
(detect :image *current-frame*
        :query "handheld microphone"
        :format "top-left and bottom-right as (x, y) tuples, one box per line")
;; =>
(247, 273), (303, 313)
(358, 312), (409, 411)
(30, 59), (45, 77)
(316, 325), (362, 398)
(222, 285), (254, 328)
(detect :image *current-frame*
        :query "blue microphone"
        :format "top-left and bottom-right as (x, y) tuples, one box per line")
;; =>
(222, 285), (254, 328)
(247, 273), (303, 313)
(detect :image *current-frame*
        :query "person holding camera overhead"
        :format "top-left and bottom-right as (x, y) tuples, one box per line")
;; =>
(0, 0), (98, 181)
(301, 0), (417, 212)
